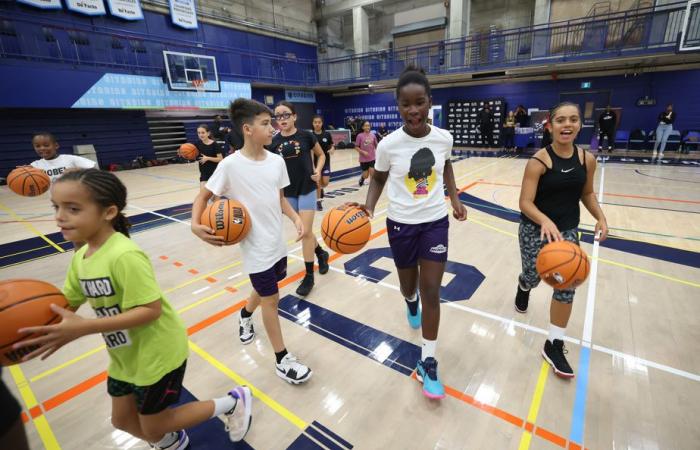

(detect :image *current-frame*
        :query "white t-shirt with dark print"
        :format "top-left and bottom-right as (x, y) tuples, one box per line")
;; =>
(205, 151), (290, 274)
(31, 154), (96, 182)
(374, 126), (453, 224)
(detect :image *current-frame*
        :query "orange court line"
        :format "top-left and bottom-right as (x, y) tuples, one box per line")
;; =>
(159, 255), (169, 260)
(25, 181), (581, 450)
(205, 277), (217, 283)
(29, 405), (42, 419)
(173, 261), (183, 267)
(21, 412), (28, 423)
(188, 269), (199, 275)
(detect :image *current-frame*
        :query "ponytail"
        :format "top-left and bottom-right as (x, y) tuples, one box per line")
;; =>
(112, 212), (131, 237)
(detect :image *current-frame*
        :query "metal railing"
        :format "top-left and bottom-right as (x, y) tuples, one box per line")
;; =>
(0, 1), (694, 87)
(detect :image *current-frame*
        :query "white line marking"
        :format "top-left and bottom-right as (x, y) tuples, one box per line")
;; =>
(581, 163), (605, 347)
(227, 272), (243, 280)
(193, 286), (211, 295)
(128, 204), (191, 225)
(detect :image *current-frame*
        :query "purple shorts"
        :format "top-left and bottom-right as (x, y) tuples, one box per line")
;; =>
(249, 257), (287, 297)
(386, 216), (449, 269)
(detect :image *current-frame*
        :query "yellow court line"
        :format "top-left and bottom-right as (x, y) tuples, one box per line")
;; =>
(30, 345), (106, 383)
(0, 202), (65, 253)
(517, 362), (550, 450)
(8, 365), (61, 449)
(467, 216), (700, 288)
(189, 341), (308, 431)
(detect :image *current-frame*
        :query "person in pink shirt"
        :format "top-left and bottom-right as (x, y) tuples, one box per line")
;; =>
(355, 121), (378, 186)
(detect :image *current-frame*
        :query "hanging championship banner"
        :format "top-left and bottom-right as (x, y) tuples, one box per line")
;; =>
(16, 0), (62, 9)
(65, 0), (106, 16)
(106, 0), (143, 20)
(169, 0), (198, 29)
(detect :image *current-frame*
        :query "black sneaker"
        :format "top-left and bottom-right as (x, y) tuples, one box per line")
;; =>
(542, 339), (575, 378)
(316, 248), (329, 275)
(514, 285), (530, 313)
(358, 175), (365, 187)
(296, 274), (314, 296)
(316, 200), (323, 211)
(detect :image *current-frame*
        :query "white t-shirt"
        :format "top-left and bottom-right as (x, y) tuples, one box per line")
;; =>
(205, 151), (290, 274)
(31, 154), (96, 182)
(375, 126), (453, 224)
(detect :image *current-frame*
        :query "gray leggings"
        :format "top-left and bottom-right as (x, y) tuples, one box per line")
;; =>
(518, 221), (579, 303)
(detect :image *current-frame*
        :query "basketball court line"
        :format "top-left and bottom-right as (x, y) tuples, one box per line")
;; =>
(0, 201), (65, 253)
(518, 362), (550, 450)
(569, 163), (605, 446)
(8, 365), (60, 449)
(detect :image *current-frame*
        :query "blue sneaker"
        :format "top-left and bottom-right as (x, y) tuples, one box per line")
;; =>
(416, 357), (445, 399)
(406, 295), (421, 329)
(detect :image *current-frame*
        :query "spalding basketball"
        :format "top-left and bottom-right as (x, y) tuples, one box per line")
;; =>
(536, 241), (590, 290)
(321, 205), (371, 254)
(179, 143), (199, 161)
(0, 279), (69, 366)
(201, 199), (251, 245)
(7, 166), (51, 197)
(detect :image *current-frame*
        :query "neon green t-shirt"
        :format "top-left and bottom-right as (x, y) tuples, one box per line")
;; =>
(63, 232), (188, 386)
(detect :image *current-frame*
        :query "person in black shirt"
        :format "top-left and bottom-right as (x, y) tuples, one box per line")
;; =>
(312, 114), (335, 211)
(225, 127), (244, 154)
(195, 124), (223, 198)
(653, 103), (676, 156)
(212, 115), (229, 141)
(477, 104), (494, 148)
(377, 123), (389, 141)
(514, 105), (529, 127)
(270, 101), (330, 296)
(515, 102), (608, 378)
(597, 106), (617, 152)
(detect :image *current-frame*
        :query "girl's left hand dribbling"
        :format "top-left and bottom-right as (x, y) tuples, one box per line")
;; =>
(13, 304), (86, 361)
(294, 217), (304, 242)
(198, 156), (207, 165)
(594, 219), (608, 242)
(452, 201), (468, 221)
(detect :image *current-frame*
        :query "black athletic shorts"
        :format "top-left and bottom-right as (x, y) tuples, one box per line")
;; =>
(360, 160), (375, 171)
(0, 370), (22, 437)
(107, 360), (187, 415)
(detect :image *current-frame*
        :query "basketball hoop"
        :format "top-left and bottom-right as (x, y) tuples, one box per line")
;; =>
(192, 79), (206, 93)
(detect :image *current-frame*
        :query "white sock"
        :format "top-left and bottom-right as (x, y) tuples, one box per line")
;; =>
(421, 338), (437, 361)
(212, 395), (237, 418)
(155, 432), (178, 448)
(405, 292), (417, 302)
(548, 324), (566, 343)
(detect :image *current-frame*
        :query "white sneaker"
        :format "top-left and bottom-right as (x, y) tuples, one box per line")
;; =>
(276, 353), (312, 384)
(225, 386), (252, 442)
(238, 313), (255, 345)
(152, 430), (189, 450)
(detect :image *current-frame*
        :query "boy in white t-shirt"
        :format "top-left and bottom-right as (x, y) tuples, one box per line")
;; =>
(29, 132), (96, 182)
(190, 98), (312, 385)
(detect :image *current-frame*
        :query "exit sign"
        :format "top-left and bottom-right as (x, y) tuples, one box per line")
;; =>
(581, 81), (592, 89)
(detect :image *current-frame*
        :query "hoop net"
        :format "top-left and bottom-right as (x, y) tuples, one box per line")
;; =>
(192, 79), (206, 93)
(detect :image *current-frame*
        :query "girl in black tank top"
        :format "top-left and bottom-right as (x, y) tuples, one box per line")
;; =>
(514, 102), (609, 378)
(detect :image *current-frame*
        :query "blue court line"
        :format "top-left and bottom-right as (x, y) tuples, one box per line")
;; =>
(176, 387), (255, 449)
(600, 201), (700, 215)
(458, 192), (700, 269)
(311, 421), (353, 449)
(634, 169), (700, 184)
(569, 346), (591, 445)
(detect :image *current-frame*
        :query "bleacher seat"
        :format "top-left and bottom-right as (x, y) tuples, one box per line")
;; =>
(628, 129), (646, 150)
(614, 130), (630, 150)
(681, 131), (700, 153)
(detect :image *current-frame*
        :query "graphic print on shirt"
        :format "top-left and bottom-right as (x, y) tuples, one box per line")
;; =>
(405, 147), (437, 197)
(276, 140), (302, 159)
(79, 277), (131, 349)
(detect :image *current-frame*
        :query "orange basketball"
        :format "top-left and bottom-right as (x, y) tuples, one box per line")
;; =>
(200, 199), (251, 245)
(179, 143), (199, 160)
(321, 205), (371, 254)
(7, 166), (51, 197)
(0, 279), (68, 366)
(536, 241), (590, 290)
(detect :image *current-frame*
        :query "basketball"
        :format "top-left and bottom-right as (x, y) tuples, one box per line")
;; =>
(179, 143), (199, 160)
(7, 166), (51, 197)
(0, 279), (68, 366)
(321, 205), (371, 254)
(201, 199), (251, 245)
(536, 241), (590, 290)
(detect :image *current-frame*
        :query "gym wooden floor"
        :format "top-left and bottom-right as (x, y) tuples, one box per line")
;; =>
(1, 148), (699, 450)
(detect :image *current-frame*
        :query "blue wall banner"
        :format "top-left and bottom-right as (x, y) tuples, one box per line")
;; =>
(16, 0), (62, 9)
(106, 0), (142, 20)
(169, 0), (197, 29)
(72, 73), (250, 109)
(65, 0), (106, 16)
(285, 90), (316, 103)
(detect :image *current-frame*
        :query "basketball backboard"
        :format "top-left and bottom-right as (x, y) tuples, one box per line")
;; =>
(678, 0), (700, 53)
(163, 51), (220, 92)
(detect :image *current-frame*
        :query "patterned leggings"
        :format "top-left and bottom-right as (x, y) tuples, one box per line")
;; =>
(518, 221), (579, 303)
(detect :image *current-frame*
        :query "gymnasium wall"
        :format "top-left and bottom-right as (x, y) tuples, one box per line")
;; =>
(316, 69), (700, 138)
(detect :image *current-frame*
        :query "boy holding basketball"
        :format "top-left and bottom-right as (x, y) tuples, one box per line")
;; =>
(191, 98), (313, 385)
(29, 132), (96, 181)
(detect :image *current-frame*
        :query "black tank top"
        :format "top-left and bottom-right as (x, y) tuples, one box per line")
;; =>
(521, 145), (587, 231)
